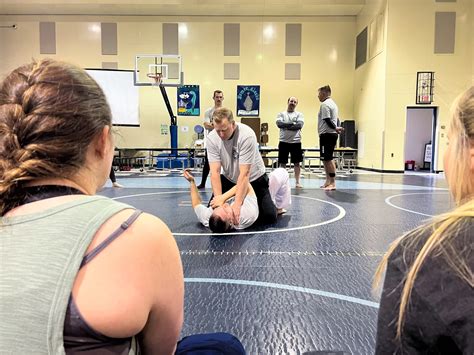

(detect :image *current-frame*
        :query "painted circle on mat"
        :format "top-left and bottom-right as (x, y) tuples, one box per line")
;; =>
(113, 191), (346, 236)
(385, 192), (450, 217)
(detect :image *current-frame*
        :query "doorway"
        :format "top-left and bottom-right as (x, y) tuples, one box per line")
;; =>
(404, 107), (437, 172)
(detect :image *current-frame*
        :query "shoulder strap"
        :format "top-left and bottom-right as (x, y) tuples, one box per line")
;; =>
(80, 209), (143, 268)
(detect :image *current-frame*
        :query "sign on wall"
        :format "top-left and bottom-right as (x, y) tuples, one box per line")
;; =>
(237, 85), (260, 117)
(177, 85), (200, 116)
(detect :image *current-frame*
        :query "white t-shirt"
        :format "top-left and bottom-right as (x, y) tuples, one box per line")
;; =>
(203, 107), (215, 148)
(318, 97), (338, 135)
(269, 168), (291, 209)
(206, 122), (265, 183)
(194, 194), (259, 230)
(276, 111), (304, 143)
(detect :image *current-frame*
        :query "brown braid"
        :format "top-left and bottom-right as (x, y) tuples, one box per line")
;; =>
(0, 59), (112, 215)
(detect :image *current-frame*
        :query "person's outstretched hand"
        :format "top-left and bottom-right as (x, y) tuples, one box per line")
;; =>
(336, 126), (344, 134)
(183, 169), (195, 182)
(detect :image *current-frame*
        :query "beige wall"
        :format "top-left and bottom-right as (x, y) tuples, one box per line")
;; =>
(384, 0), (473, 171)
(354, 0), (388, 169)
(355, 0), (473, 171)
(2, 2), (473, 169)
(0, 15), (355, 149)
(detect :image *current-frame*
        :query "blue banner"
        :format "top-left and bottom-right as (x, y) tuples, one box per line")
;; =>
(177, 85), (200, 116)
(236, 85), (260, 117)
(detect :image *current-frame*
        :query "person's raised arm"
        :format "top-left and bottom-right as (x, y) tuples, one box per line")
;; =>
(183, 169), (202, 208)
(136, 215), (184, 354)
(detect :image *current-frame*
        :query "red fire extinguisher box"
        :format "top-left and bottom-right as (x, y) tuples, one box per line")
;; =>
(405, 160), (415, 170)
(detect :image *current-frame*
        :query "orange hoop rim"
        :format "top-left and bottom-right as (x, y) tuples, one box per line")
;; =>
(146, 73), (163, 85)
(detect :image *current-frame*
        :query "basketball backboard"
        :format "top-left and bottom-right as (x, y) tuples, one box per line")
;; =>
(134, 54), (183, 87)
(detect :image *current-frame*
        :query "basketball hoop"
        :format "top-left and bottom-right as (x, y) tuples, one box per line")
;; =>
(147, 73), (163, 86)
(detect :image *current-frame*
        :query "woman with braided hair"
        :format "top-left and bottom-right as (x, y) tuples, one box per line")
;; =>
(0, 59), (245, 355)
(374, 87), (474, 354)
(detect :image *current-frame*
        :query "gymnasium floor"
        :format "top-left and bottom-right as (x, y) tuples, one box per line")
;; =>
(99, 169), (450, 355)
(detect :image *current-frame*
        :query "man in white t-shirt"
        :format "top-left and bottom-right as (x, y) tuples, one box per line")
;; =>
(317, 85), (343, 191)
(197, 90), (224, 189)
(276, 96), (304, 188)
(183, 168), (291, 232)
(206, 107), (278, 226)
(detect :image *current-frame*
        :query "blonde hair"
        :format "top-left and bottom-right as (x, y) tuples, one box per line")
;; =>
(373, 86), (474, 339)
(212, 107), (234, 124)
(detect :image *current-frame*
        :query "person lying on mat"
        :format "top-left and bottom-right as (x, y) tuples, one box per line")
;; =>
(183, 169), (258, 233)
(183, 168), (291, 233)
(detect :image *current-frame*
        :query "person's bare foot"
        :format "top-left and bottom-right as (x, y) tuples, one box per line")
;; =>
(320, 182), (330, 189)
(112, 182), (123, 188)
(295, 183), (303, 189)
(324, 184), (336, 191)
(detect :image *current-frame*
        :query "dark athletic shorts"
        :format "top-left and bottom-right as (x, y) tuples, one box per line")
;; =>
(278, 141), (303, 165)
(319, 133), (338, 161)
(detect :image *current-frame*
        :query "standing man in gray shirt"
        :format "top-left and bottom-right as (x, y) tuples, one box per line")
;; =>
(207, 107), (277, 225)
(276, 96), (304, 188)
(317, 85), (343, 190)
(197, 90), (224, 189)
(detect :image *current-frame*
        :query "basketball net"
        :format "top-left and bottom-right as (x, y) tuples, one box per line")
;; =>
(147, 73), (163, 87)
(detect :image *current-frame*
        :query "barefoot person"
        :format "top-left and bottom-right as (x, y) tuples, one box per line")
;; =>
(317, 85), (343, 191)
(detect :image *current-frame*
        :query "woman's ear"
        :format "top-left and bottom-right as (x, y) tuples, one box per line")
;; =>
(95, 125), (112, 158)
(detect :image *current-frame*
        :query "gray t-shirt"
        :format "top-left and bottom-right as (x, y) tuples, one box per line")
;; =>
(194, 195), (259, 230)
(318, 97), (338, 135)
(276, 111), (304, 143)
(203, 107), (215, 133)
(203, 107), (216, 148)
(206, 122), (265, 183)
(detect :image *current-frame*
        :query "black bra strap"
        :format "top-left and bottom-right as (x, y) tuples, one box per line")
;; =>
(80, 210), (143, 268)
(22, 185), (84, 205)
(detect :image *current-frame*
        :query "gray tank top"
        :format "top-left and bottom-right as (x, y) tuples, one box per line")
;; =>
(0, 193), (143, 354)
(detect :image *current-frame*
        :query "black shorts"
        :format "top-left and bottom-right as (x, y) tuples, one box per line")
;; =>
(278, 141), (303, 164)
(319, 133), (338, 161)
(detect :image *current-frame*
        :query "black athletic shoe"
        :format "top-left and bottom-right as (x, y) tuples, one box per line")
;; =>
(197, 184), (205, 189)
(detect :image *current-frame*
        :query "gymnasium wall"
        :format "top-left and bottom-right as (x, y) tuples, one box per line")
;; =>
(355, 0), (473, 171)
(354, 0), (388, 170)
(0, 15), (356, 149)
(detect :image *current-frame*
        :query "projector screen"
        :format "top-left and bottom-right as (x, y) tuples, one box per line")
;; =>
(86, 69), (139, 126)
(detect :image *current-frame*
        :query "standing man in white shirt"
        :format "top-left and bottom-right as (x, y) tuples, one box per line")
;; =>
(276, 96), (304, 188)
(317, 85), (343, 191)
(197, 90), (224, 189)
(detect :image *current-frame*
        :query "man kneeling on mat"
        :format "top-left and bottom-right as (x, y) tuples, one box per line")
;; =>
(183, 168), (291, 233)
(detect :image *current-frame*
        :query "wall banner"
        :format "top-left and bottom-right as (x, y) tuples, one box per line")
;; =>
(236, 85), (260, 117)
(177, 85), (200, 116)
